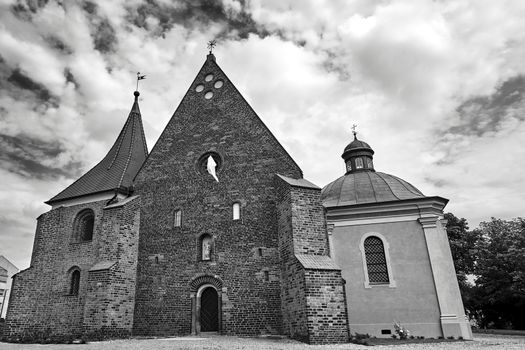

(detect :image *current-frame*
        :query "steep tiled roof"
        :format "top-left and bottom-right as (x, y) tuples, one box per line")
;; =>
(46, 92), (148, 204)
(321, 171), (425, 207)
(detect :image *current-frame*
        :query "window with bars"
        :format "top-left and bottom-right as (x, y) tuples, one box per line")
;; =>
(364, 236), (389, 284)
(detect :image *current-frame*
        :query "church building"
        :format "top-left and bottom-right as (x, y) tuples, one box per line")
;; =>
(5, 52), (471, 343)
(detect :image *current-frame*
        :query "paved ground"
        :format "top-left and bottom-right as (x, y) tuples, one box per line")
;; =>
(1, 333), (524, 349)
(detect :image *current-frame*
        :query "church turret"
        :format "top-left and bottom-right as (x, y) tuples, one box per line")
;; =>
(341, 130), (375, 174)
(46, 90), (148, 206)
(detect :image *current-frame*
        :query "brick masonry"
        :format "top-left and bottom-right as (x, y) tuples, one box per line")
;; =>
(132, 54), (302, 337)
(275, 176), (349, 344)
(5, 197), (140, 339)
(6, 54), (350, 344)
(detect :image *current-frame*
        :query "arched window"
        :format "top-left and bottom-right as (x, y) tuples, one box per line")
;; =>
(364, 236), (389, 284)
(200, 234), (212, 261)
(73, 209), (94, 242)
(355, 157), (364, 169)
(359, 233), (395, 288)
(174, 209), (182, 227)
(232, 202), (240, 220)
(69, 268), (80, 295)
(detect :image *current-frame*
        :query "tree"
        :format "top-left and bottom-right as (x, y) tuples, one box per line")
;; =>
(472, 218), (525, 329)
(444, 213), (481, 281)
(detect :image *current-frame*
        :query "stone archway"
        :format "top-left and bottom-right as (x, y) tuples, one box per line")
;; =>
(189, 275), (223, 334)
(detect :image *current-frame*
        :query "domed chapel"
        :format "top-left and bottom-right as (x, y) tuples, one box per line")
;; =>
(5, 52), (472, 343)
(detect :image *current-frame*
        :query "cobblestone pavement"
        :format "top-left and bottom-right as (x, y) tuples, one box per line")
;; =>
(1, 333), (524, 349)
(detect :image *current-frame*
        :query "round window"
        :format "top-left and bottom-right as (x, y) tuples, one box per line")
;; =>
(195, 84), (204, 92)
(204, 91), (213, 99)
(205, 74), (214, 82)
(214, 80), (224, 88)
(197, 152), (223, 175)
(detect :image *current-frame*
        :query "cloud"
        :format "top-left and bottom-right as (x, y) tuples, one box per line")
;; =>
(1, 0), (525, 268)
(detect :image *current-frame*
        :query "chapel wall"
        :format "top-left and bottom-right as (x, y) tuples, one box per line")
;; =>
(132, 56), (302, 337)
(5, 198), (140, 340)
(330, 220), (442, 338)
(82, 197), (141, 338)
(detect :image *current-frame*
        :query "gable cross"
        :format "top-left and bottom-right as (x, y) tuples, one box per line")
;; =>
(207, 39), (217, 54)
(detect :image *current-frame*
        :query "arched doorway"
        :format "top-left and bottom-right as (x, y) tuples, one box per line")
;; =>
(200, 287), (219, 332)
(190, 275), (223, 334)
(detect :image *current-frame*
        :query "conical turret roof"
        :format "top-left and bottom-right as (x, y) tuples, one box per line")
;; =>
(47, 91), (148, 205)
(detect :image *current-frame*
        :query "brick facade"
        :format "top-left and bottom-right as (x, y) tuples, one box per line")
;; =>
(5, 197), (140, 339)
(6, 54), (350, 344)
(132, 54), (302, 337)
(275, 175), (348, 344)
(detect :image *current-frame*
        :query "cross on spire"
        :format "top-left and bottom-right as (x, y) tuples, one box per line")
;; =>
(351, 124), (358, 139)
(207, 39), (217, 54)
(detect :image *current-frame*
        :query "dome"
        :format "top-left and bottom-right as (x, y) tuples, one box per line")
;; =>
(321, 171), (425, 207)
(344, 138), (373, 153)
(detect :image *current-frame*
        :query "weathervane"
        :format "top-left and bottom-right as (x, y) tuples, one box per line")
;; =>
(136, 72), (146, 91)
(207, 39), (217, 54)
(351, 124), (358, 139)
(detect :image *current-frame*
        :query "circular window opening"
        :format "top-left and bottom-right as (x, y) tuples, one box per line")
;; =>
(197, 151), (223, 176)
(204, 91), (214, 99)
(195, 84), (204, 92)
(214, 80), (224, 89)
(205, 74), (214, 82)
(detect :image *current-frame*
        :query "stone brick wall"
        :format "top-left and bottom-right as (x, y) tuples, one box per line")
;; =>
(132, 55), (302, 337)
(275, 176), (348, 344)
(5, 197), (140, 339)
(83, 197), (141, 337)
(304, 270), (348, 344)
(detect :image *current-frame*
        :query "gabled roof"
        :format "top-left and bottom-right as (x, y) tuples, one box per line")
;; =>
(47, 92), (148, 205)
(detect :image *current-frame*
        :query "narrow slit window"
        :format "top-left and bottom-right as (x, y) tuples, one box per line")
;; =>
(233, 202), (240, 220)
(174, 209), (182, 227)
(70, 269), (80, 295)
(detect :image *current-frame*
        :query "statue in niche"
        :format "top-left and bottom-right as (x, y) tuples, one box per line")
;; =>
(202, 236), (212, 260)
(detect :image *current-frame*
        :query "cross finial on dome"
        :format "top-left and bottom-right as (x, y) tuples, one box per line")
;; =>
(207, 39), (217, 54)
(351, 124), (358, 140)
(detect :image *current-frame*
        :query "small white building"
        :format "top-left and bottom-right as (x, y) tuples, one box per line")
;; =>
(0, 256), (19, 318)
(321, 134), (472, 340)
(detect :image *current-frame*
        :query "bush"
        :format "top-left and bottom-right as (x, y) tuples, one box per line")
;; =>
(394, 321), (410, 340)
(349, 332), (372, 346)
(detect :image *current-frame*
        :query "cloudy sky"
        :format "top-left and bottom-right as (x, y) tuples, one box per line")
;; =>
(1, 0), (524, 269)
